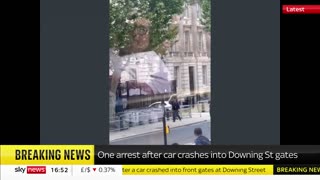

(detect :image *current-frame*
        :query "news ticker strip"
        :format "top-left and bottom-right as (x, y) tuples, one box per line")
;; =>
(1, 145), (320, 165)
(121, 165), (320, 175)
(1, 165), (319, 176)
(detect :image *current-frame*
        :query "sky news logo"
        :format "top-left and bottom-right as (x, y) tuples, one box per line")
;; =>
(27, 166), (46, 174)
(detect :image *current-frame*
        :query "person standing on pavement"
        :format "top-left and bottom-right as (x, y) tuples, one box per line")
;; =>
(171, 98), (182, 122)
(194, 128), (211, 145)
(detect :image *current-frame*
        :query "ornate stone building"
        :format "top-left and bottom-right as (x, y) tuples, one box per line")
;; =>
(165, 0), (211, 100)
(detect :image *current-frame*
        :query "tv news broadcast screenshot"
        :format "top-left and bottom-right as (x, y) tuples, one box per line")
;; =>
(1, 0), (320, 179)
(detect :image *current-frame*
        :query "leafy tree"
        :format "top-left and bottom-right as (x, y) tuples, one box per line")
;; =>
(200, 0), (211, 32)
(109, 0), (185, 55)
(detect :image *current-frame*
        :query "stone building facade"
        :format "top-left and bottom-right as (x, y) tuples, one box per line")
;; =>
(165, 0), (211, 100)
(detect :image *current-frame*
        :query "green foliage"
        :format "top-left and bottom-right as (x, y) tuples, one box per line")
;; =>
(109, 0), (185, 54)
(109, 0), (134, 49)
(200, 0), (211, 32)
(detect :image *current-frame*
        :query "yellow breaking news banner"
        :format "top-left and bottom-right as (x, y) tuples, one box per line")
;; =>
(122, 165), (273, 175)
(0, 145), (94, 165)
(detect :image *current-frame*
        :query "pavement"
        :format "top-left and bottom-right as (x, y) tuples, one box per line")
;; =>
(110, 121), (210, 145)
(110, 112), (210, 143)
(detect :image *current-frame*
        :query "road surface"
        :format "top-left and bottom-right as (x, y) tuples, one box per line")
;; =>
(110, 121), (210, 145)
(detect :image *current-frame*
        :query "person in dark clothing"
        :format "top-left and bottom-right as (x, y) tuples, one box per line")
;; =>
(115, 96), (124, 114)
(194, 128), (211, 145)
(171, 99), (181, 122)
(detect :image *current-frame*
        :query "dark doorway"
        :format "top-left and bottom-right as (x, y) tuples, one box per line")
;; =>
(189, 66), (195, 93)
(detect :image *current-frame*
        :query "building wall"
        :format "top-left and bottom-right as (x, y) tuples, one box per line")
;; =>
(165, 0), (211, 98)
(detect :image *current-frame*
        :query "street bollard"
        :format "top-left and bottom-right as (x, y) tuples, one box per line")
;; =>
(202, 102), (205, 112)
(198, 103), (202, 117)
(166, 125), (170, 134)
